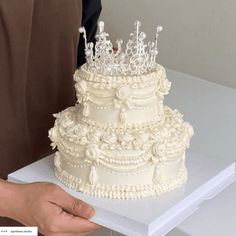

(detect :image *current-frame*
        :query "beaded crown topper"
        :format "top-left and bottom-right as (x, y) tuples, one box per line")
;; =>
(79, 20), (163, 76)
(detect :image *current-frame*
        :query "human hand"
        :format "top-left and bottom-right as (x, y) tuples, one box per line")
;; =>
(0, 181), (101, 236)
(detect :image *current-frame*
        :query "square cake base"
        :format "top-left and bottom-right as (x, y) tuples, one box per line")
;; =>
(8, 152), (235, 236)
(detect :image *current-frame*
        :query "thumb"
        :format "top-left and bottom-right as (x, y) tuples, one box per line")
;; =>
(51, 185), (95, 219)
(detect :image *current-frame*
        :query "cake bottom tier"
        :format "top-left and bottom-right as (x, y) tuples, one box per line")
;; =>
(54, 151), (187, 199)
(49, 105), (193, 199)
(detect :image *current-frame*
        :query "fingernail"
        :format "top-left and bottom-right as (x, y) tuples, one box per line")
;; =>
(73, 200), (96, 219)
(85, 206), (95, 218)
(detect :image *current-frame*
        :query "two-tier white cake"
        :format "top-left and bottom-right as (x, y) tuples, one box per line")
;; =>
(49, 21), (194, 199)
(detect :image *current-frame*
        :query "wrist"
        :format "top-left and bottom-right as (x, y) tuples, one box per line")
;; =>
(0, 179), (24, 219)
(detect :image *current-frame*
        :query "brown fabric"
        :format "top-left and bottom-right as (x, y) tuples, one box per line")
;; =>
(0, 0), (82, 226)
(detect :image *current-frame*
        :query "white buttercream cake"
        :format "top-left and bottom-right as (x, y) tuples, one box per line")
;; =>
(49, 21), (194, 199)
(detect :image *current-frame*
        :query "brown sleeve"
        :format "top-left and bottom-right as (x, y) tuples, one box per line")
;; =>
(0, 0), (82, 227)
(0, 0), (82, 179)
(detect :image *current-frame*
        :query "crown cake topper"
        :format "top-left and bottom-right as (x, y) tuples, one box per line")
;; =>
(79, 20), (163, 76)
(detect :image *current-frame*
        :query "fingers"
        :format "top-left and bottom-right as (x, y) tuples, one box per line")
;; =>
(49, 204), (101, 234)
(50, 185), (95, 219)
(61, 214), (101, 234)
(70, 197), (95, 219)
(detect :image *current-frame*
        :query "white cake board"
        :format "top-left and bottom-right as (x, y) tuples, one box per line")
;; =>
(8, 152), (235, 236)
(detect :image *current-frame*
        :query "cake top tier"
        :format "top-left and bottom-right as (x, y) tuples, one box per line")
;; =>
(79, 20), (163, 76)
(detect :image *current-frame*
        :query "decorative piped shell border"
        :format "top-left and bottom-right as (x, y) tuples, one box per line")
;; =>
(49, 105), (193, 160)
(74, 64), (167, 86)
(54, 166), (187, 199)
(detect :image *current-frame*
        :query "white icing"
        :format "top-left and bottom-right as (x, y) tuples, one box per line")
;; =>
(54, 152), (61, 170)
(73, 64), (169, 126)
(54, 158), (187, 199)
(85, 144), (101, 162)
(89, 166), (98, 185)
(49, 64), (194, 199)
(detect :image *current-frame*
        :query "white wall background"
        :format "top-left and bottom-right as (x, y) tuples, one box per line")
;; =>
(100, 0), (236, 89)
